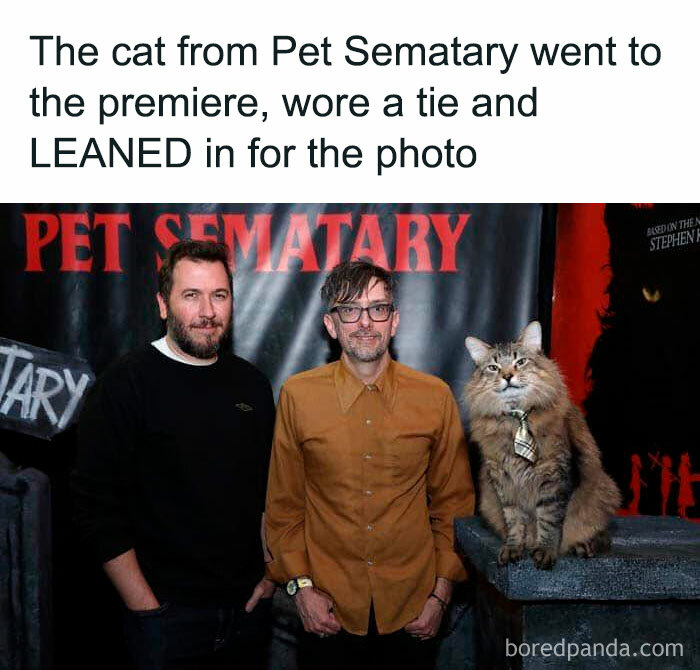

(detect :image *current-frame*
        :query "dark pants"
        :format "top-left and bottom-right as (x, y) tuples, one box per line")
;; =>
(299, 604), (438, 670)
(123, 598), (272, 670)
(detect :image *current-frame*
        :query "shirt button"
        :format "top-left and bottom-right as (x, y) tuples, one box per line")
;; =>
(365, 419), (372, 425)
(365, 490), (373, 496)
(364, 454), (372, 461)
(367, 559), (374, 566)
(366, 384), (377, 392)
(367, 524), (374, 531)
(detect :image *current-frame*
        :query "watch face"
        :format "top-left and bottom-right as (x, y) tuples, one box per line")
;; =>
(286, 580), (298, 596)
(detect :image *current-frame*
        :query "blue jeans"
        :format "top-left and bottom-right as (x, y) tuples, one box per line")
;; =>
(123, 598), (272, 670)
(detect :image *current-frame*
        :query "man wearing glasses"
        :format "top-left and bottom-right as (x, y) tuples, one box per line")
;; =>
(265, 259), (475, 670)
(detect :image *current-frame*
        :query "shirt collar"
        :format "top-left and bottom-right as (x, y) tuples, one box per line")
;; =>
(334, 357), (397, 413)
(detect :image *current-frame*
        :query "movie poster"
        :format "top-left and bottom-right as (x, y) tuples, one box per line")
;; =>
(553, 204), (700, 520)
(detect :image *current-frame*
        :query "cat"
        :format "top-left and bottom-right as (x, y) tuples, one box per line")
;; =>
(464, 321), (621, 569)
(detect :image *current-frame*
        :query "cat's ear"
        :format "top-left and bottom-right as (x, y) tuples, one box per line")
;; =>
(518, 321), (542, 352)
(465, 336), (493, 365)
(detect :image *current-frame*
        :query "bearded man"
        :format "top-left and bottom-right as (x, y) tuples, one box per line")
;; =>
(73, 240), (276, 670)
(265, 259), (475, 670)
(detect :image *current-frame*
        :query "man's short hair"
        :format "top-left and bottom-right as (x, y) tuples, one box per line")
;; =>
(320, 258), (396, 308)
(158, 239), (232, 299)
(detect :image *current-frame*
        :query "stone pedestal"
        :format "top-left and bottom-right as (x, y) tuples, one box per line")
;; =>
(0, 467), (52, 670)
(455, 516), (700, 669)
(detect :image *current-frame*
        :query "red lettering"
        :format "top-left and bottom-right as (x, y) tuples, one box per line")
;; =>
(394, 214), (432, 271)
(222, 214), (273, 272)
(23, 213), (59, 271)
(316, 213), (353, 270)
(276, 214), (320, 272)
(94, 213), (131, 272)
(350, 215), (389, 269)
(154, 214), (183, 270)
(189, 214), (220, 243)
(59, 213), (92, 272)
(430, 213), (470, 272)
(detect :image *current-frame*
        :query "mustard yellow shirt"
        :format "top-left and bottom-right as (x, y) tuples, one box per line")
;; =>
(265, 359), (475, 634)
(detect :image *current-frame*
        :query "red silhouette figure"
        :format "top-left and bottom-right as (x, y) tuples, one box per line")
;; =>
(649, 451), (679, 516)
(627, 454), (647, 515)
(677, 452), (700, 519)
(660, 455), (678, 516)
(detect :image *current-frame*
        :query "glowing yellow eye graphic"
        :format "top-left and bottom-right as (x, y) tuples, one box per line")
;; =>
(642, 286), (662, 303)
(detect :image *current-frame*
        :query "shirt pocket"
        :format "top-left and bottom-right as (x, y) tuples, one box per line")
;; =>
(389, 438), (431, 486)
(302, 431), (357, 488)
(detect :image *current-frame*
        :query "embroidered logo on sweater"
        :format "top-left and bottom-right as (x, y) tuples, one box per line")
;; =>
(235, 403), (254, 412)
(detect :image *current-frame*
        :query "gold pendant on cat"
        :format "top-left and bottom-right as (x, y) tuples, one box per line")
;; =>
(510, 409), (537, 463)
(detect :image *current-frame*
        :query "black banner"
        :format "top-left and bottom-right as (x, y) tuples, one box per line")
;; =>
(0, 203), (547, 669)
(0, 204), (545, 418)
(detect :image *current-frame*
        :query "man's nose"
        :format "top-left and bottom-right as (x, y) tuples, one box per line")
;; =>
(199, 296), (216, 318)
(358, 308), (372, 327)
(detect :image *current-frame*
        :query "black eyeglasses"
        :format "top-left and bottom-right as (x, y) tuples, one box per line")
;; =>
(329, 303), (395, 323)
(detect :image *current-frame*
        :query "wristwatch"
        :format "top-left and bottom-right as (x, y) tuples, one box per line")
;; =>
(286, 576), (313, 596)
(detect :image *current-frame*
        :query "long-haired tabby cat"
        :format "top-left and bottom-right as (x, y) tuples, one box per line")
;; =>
(464, 321), (621, 569)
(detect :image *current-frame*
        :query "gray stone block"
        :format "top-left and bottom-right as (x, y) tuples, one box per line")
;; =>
(456, 516), (700, 601)
(455, 516), (700, 669)
(0, 467), (52, 670)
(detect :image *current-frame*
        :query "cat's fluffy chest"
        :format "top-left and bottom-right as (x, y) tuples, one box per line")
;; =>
(487, 449), (572, 511)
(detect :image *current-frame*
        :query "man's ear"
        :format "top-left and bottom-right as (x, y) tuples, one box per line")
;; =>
(156, 292), (168, 320)
(323, 313), (338, 340)
(390, 309), (400, 337)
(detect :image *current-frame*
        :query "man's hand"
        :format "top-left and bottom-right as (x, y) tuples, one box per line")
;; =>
(245, 578), (277, 612)
(404, 577), (452, 640)
(293, 587), (341, 636)
(403, 597), (444, 640)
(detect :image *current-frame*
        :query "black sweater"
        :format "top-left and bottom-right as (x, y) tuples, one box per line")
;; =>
(73, 346), (275, 606)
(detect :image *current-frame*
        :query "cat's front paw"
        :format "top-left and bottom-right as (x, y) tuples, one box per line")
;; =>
(570, 541), (594, 558)
(531, 547), (557, 570)
(570, 531), (610, 557)
(498, 545), (524, 565)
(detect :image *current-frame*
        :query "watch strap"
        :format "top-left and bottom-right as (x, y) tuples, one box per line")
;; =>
(286, 576), (314, 596)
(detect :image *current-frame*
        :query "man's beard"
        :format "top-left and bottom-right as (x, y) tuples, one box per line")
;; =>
(168, 313), (228, 359)
(341, 328), (388, 363)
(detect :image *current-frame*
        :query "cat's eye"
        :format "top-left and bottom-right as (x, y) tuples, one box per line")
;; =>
(515, 358), (528, 367)
(486, 364), (499, 372)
